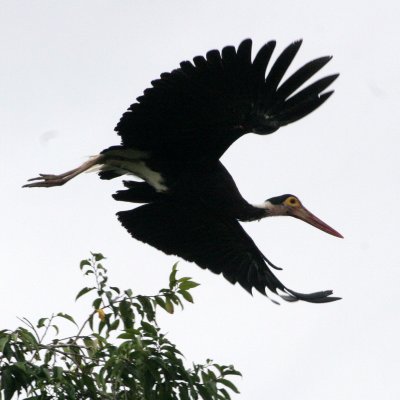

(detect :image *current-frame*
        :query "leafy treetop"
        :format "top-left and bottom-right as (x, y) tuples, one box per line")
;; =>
(0, 253), (241, 400)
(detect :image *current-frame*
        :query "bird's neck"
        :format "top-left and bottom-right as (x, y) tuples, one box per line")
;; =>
(236, 202), (269, 222)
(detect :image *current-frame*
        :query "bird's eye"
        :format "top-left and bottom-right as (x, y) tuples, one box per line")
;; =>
(284, 196), (299, 207)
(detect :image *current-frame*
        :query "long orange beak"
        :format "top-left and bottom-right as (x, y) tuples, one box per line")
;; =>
(291, 206), (343, 238)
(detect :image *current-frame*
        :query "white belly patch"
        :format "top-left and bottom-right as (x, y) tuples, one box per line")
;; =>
(102, 148), (167, 192)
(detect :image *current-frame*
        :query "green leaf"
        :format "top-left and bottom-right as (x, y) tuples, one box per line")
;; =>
(179, 385), (191, 400)
(97, 265), (107, 276)
(92, 333), (108, 344)
(197, 384), (213, 400)
(141, 321), (158, 337)
(92, 298), (102, 309)
(44, 350), (53, 364)
(109, 319), (120, 332)
(81, 373), (97, 395)
(119, 299), (134, 329)
(221, 369), (242, 377)
(51, 324), (59, 335)
(179, 281), (200, 291)
(169, 263), (179, 289)
(179, 290), (194, 303)
(219, 388), (231, 400)
(53, 366), (63, 381)
(0, 335), (9, 352)
(83, 337), (98, 357)
(75, 286), (95, 301)
(207, 369), (217, 382)
(105, 290), (113, 301)
(169, 293), (181, 306)
(165, 298), (174, 314)
(155, 297), (166, 310)
(91, 252), (105, 261)
(137, 296), (155, 321)
(117, 329), (140, 340)
(41, 366), (51, 380)
(56, 313), (78, 327)
(80, 259), (91, 269)
(110, 286), (120, 294)
(177, 277), (192, 283)
(98, 320), (106, 335)
(162, 344), (183, 357)
(18, 328), (39, 349)
(37, 317), (48, 328)
(88, 314), (94, 331)
(2, 368), (17, 400)
(218, 379), (239, 394)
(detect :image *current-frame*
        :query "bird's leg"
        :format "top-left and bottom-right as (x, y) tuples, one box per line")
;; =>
(22, 154), (105, 188)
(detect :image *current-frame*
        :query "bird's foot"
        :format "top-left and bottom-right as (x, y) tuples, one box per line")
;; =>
(22, 173), (72, 188)
(22, 154), (105, 188)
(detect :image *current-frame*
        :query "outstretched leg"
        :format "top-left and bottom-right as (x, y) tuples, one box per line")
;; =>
(22, 154), (105, 188)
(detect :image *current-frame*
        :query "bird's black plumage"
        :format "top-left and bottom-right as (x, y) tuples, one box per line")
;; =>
(117, 197), (339, 304)
(106, 39), (337, 177)
(24, 39), (341, 303)
(104, 39), (340, 303)
(114, 159), (340, 303)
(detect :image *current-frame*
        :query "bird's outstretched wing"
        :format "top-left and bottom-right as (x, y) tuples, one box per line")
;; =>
(117, 199), (340, 303)
(116, 39), (338, 162)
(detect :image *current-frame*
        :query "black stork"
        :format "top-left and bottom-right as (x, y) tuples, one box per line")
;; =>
(24, 39), (342, 303)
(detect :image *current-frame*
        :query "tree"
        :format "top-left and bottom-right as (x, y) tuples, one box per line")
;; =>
(0, 253), (241, 399)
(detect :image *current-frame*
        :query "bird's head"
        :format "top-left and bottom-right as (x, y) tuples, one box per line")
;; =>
(263, 194), (343, 238)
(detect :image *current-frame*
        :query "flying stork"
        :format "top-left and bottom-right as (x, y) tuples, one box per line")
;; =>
(24, 39), (342, 303)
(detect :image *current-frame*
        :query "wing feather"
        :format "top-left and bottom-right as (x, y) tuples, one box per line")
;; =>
(252, 41), (276, 84)
(117, 200), (340, 304)
(275, 56), (333, 100)
(115, 39), (337, 161)
(263, 40), (303, 98)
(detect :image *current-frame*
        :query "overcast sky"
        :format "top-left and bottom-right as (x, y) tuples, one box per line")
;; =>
(1, 1), (400, 398)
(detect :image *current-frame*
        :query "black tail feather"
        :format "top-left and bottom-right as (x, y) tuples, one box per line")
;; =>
(285, 288), (341, 303)
(113, 181), (163, 204)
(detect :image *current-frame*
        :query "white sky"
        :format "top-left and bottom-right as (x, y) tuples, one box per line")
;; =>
(1, 1), (400, 398)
